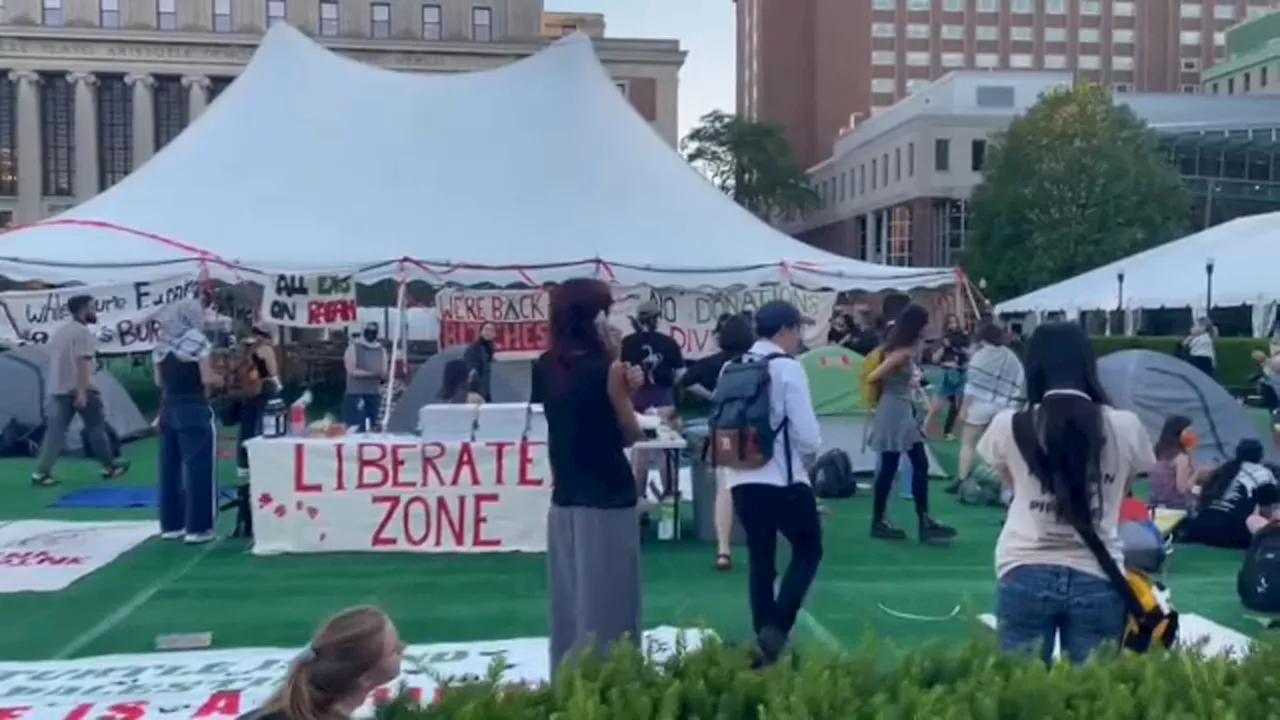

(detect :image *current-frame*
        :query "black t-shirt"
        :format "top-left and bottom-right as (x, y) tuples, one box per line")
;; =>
(159, 354), (204, 400)
(680, 349), (742, 394)
(1204, 462), (1278, 524)
(847, 329), (880, 357)
(938, 330), (970, 367)
(531, 351), (636, 509)
(620, 331), (684, 389)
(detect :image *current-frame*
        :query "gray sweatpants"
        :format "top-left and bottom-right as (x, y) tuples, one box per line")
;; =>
(547, 504), (642, 678)
(34, 392), (117, 476)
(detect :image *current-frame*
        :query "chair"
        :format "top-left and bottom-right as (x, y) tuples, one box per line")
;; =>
(474, 403), (532, 442)
(418, 404), (479, 442)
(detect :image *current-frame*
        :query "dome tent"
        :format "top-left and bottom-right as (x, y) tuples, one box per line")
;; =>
(385, 347), (531, 434)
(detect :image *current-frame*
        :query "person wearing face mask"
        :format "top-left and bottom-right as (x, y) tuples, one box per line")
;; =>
(232, 322), (281, 479)
(463, 322), (497, 402)
(343, 323), (388, 432)
(31, 294), (131, 487)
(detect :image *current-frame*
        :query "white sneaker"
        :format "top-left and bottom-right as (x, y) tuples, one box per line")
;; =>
(159, 531), (184, 540)
(184, 531), (217, 545)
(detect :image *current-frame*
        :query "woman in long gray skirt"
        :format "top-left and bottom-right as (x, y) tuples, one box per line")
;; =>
(530, 278), (644, 677)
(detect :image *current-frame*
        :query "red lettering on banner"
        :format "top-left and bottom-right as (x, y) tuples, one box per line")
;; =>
(294, 443), (321, 493)
(306, 299), (357, 326)
(61, 704), (91, 720)
(369, 494), (505, 549)
(0, 707), (30, 719)
(194, 691), (241, 718)
(420, 442), (447, 485)
(103, 703), (147, 720)
(668, 325), (713, 356)
(451, 443), (480, 487)
(371, 495), (400, 547)
(334, 442), (346, 491)
(519, 441), (545, 487)
(472, 493), (499, 547)
(356, 443), (389, 489)
(390, 443), (416, 489)
(485, 441), (515, 485)
(0, 551), (85, 567)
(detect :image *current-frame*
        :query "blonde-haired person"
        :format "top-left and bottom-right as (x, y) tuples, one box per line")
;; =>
(244, 606), (404, 720)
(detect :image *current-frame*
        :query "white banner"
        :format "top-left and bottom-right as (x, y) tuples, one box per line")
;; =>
(246, 437), (551, 554)
(0, 276), (200, 354)
(0, 521), (157, 593)
(436, 285), (834, 360)
(0, 627), (709, 719)
(259, 273), (358, 328)
(645, 286), (837, 358)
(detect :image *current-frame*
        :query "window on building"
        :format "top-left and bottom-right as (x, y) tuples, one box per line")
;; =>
(43, 0), (62, 26)
(882, 153), (889, 186)
(213, 0), (231, 32)
(1244, 73), (1252, 92)
(1180, 31), (1201, 46)
(1011, 27), (1032, 42)
(839, 172), (846, 203)
(208, 76), (234, 102)
(907, 143), (915, 177)
(1079, 55), (1101, 69)
(859, 164), (865, 194)
(941, 25), (963, 39)
(1113, 1), (1135, 16)
(976, 26), (997, 40)
(906, 78), (929, 94)
(1214, 4), (1236, 19)
(472, 6), (492, 41)
(935, 138), (950, 172)
(1113, 56), (1134, 70)
(906, 24), (929, 39)
(1113, 29), (1134, 44)
(942, 52), (964, 67)
(977, 0), (997, 11)
(1012, 0), (1031, 13)
(1228, 77), (1235, 94)
(1080, 0), (1100, 14)
(933, 200), (969, 266)
(39, 73), (73, 196)
(971, 139), (986, 172)
(873, 0), (894, 9)
(1181, 84), (1200, 93)
(1262, 67), (1269, 88)
(1046, 27), (1066, 42)
(1011, 54), (1033, 68)
(908, 0), (929, 10)
(943, 0), (963, 11)
(1181, 3), (1201, 18)
(1211, 82), (1219, 94)
(906, 52), (929, 66)
(1046, 0), (1065, 13)
(895, 147), (902, 182)
(370, 2), (390, 38)
(1113, 83), (1132, 93)
(887, 206), (913, 267)
(1079, 28), (1099, 43)
(975, 53), (999, 68)
(156, 0), (176, 29)
(152, 75), (187, 151)
(871, 158), (878, 190)
(0, 76), (14, 197)
(1045, 54), (1067, 69)
(871, 78), (895, 93)
(96, 74), (132, 190)
(872, 50), (895, 65)
(872, 23), (895, 38)
(266, 0), (286, 26)
(100, 0), (120, 28)
(422, 4), (441, 39)
(319, 0), (339, 36)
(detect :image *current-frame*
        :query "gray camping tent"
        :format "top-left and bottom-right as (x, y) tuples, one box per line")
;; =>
(385, 347), (534, 434)
(1097, 349), (1272, 465)
(0, 345), (150, 455)
(816, 416), (948, 477)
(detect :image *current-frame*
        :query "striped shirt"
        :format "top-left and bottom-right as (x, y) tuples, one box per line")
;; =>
(964, 344), (1025, 406)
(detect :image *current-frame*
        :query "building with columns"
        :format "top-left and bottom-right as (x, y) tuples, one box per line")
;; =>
(0, 0), (684, 225)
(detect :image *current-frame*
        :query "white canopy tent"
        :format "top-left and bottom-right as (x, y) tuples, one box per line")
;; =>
(995, 211), (1280, 316)
(0, 25), (953, 292)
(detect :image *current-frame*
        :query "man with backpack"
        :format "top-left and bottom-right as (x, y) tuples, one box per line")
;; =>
(709, 300), (824, 667)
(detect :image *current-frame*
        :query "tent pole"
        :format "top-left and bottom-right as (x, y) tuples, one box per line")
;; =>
(380, 268), (407, 431)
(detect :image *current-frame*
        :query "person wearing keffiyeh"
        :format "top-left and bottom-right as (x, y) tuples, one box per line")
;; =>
(954, 321), (1025, 485)
(152, 297), (223, 545)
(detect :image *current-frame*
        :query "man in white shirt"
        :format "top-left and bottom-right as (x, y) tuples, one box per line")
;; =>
(723, 300), (824, 666)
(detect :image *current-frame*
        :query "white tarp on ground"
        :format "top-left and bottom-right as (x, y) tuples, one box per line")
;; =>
(0, 25), (952, 292)
(995, 211), (1280, 314)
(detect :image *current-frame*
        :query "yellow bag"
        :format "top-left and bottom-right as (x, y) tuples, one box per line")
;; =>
(1119, 569), (1179, 653)
(859, 347), (884, 410)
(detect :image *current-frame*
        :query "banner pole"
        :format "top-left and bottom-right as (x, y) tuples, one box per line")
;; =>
(380, 265), (407, 431)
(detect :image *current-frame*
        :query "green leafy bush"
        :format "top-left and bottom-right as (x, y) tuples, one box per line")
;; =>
(1091, 336), (1268, 393)
(380, 632), (1280, 719)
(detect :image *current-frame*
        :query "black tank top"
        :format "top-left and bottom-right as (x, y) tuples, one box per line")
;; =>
(159, 354), (204, 400)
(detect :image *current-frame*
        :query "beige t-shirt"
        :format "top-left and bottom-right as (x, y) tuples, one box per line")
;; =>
(45, 322), (97, 397)
(978, 405), (1155, 580)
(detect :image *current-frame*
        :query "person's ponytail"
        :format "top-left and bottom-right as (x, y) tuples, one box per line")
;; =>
(263, 656), (337, 720)
(1014, 395), (1107, 526)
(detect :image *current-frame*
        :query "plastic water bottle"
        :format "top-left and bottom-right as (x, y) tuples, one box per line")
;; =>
(289, 390), (312, 436)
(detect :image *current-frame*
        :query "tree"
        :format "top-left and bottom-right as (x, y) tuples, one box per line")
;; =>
(962, 83), (1190, 301)
(681, 110), (818, 220)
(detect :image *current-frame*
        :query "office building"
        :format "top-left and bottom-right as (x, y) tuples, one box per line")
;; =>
(737, 0), (1280, 168)
(783, 71), (1280, 267)
(1203, 8), (1280, 93)
(0, 0), (684, 225)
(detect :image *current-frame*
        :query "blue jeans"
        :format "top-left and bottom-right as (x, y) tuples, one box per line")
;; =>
(158, 397), (217, 535)
(343, 393), (381, 431)
(996, 564), (1125, 665)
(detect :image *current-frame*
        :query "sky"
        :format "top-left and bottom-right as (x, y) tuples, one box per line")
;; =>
(560, 0), (736, 138)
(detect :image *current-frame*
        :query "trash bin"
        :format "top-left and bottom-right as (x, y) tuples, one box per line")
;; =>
(686, 426), (746, 546)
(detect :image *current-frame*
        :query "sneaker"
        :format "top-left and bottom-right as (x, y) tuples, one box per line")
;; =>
(159, 531), (185, 540)
(30, 473), (58, 487)
(101, 459), (132, 480)
(919, 515), (957, 545)
(871, 520), (908, 540)
(184, 531), (217, 545)
(943, 433), (956, 442)
(755, 625), (788, 667)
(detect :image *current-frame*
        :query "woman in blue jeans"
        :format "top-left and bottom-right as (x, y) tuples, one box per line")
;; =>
(977, 323), (1155, 664)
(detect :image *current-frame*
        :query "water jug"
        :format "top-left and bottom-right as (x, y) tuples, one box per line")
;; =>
(261, 398), (287, 439)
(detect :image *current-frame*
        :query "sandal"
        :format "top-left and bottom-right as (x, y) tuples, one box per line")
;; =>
(101, 460), (132, 480)
(30, 473), (58, 487)
(715, 553), (732, 571)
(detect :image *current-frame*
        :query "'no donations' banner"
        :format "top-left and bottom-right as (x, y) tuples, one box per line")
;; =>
(245, 438), (550, 554)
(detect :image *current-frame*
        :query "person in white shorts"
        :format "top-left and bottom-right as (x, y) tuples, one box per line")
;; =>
(956, 321), (1025, 485)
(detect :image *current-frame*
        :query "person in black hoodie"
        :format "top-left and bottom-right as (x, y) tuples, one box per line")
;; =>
(463, 322), (496, 401)
(680, 313), (755, 570)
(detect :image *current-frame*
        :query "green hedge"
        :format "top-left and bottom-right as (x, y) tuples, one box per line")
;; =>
(382, 634), (1280, 719)
(1091, 336), (1268, 392)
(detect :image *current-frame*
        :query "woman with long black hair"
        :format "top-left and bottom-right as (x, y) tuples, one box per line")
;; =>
(866, 304), (955, 543)
(1179, 439), (1277, 549)
(530, 278), (644, 678)
(977, 322), (1154, 665)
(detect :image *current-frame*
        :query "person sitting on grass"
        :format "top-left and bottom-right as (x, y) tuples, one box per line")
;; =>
(1178, 439), (1277, 550)
(240, 606), (404, 720)
(1148, 415), (1211, 511)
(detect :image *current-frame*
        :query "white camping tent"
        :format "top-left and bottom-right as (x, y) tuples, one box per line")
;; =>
(995, 211), (1280, 315)
(0, 25), (953, 293)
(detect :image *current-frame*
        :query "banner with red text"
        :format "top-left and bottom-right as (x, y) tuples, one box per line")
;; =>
(0, 520), (158, 593)
(0, 276), (200, 354)
(436, 286), (834, 360)
(245, 437), (550, 554)
(0, 627), (708, 719)
(259, 273), (358, 328)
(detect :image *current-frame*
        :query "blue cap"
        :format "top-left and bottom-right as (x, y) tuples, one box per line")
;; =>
(754, 300), (812, 337)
